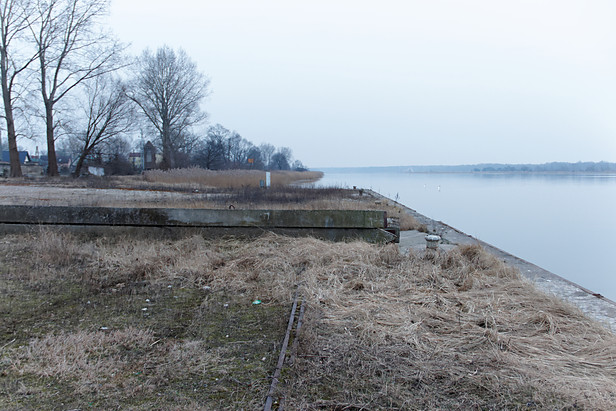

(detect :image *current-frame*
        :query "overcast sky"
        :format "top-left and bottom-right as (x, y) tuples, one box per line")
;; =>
(108, 0), (616, 168)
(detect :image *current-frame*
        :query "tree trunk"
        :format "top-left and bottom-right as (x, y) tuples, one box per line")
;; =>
(164, 143), (175, 169)
(161, 124), (175, 169)
(45, 102), (58, 176)
(73, 152), (86, 177)
(7, 130), (21, 177)
(73, 142), (94, 177)
(0, 46), (21, 178)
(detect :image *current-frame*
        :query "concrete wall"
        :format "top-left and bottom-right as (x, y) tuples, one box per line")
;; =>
(0, 205), (397, 243)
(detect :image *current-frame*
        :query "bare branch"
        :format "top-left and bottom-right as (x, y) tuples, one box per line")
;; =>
(28, 0), (127, 176)
(66, 74), (133, 176)
(129, 46), (209, 169)
(0, 0), (39, 177)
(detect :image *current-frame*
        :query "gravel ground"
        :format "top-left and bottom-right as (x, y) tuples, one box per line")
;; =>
(0, 184), (204, 207)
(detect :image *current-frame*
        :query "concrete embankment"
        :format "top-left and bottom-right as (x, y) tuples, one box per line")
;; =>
(0, 205), (397, 243)
(367, 189), (616, 332)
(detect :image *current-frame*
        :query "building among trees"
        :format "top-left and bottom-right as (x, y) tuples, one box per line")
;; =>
(143, 141), (159, 170)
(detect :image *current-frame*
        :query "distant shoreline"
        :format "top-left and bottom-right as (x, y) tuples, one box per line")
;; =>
(406, 171), (616, 175)
(316, 161), (616, 174)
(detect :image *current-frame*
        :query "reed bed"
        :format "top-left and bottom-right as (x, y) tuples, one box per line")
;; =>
(2, 230), (615, 409)
(142, 168), (324, 188)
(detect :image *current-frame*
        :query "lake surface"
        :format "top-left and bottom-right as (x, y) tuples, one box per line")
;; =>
(317, 170), (616, 301)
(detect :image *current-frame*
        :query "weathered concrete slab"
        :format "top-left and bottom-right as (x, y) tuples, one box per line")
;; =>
(0, 205), (396, 243)
(0, 205), (386, 228)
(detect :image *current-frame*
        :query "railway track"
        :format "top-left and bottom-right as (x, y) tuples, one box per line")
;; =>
(264, 268), (307, 410)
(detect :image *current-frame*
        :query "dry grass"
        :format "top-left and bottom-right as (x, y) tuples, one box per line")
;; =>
(287, 242), (616, 409)
(0, 168), (323, 190)
(142, 168), (324, 188)
(0, 231), (290, 409)
(2, 230), (616, 409)
(0, 183), (424, 231)
(205, 186), (423, 231)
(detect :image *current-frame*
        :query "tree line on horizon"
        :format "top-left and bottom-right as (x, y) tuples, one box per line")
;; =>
(0, 0), (306, 177)
(404, 161), (616, 173)
(471, 161), (616, 173)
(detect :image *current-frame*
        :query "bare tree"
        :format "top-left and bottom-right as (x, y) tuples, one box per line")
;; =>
(130, 46), (209, 169)
(194, 123), (228, 170)
(29, 0), (124, 176)
(259, 143), (275, 170)
(66, 75), (132, 177)
(0, 0), (37, 177)
(271, 147), (293, 170)
(246, 145), (263, 169)
(291, 159), (307, 171)
(225, 131), (253, 168)
(103, 135), (133, 175)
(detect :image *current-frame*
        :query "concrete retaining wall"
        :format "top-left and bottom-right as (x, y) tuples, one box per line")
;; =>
(0, 205), (397, 243)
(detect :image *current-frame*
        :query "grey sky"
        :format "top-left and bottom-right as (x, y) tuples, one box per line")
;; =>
(109, 0), (616, 167)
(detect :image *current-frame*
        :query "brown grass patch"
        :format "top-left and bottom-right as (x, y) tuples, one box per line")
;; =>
(3, 231), (613, 409)
(0, 231), (289, 409)
(286, 242), (616, 409)
(142, 168), (324, 188)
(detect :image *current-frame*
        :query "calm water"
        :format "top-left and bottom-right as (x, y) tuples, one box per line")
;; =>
(317, 171), (616, 301)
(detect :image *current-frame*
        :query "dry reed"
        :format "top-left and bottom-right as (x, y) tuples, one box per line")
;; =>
(3, 231), (614, 408)
(142, 168), (324, 188)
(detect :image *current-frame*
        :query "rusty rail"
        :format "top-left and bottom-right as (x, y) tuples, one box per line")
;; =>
(264, 268), (306, 410)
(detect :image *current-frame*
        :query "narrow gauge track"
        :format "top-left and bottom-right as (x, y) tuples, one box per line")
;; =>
(264, 267), (307, 411)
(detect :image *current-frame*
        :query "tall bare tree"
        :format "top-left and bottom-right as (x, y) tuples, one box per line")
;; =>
(130, 46), (209, 169)
(259, 143), (275, 170)
(66, 75), (133, 177)
(29, 0), (123, 176)
(0, 0), (37, 177)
